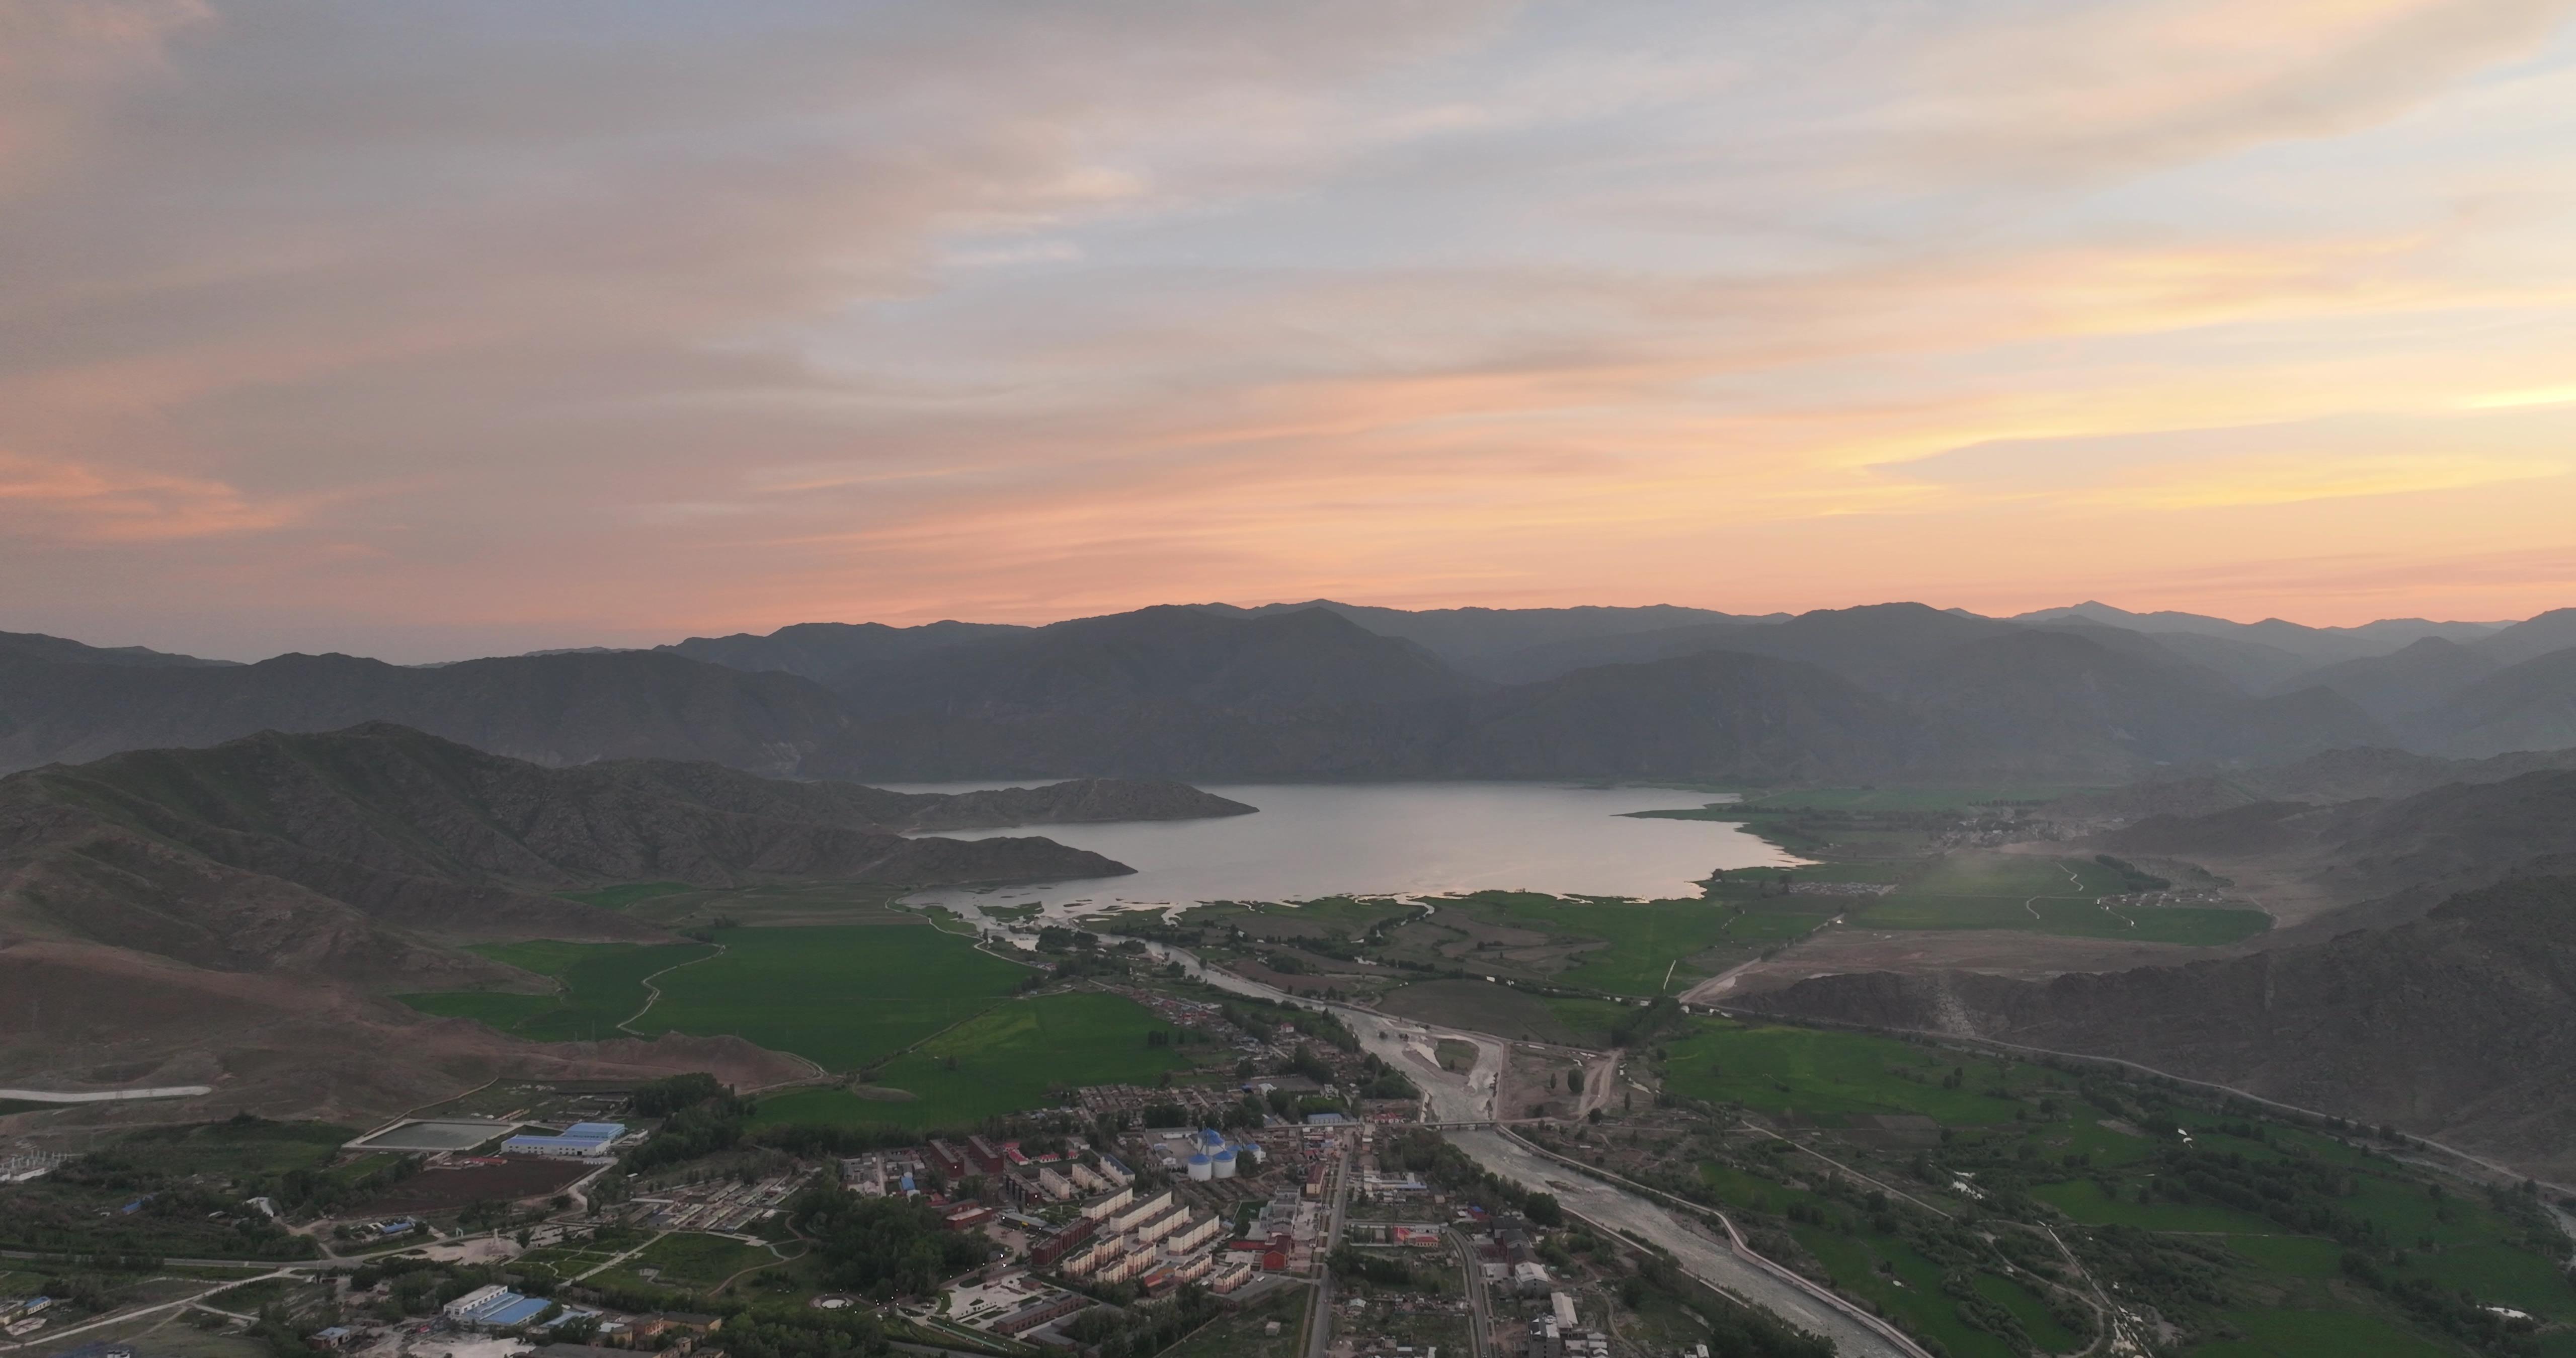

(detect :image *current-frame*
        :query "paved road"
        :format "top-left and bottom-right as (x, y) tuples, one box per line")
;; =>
(0, 1085), (213, 1103)
(1303, 1128), (1353, 1358)
(0, 1268), (292, 1352)
(1450, 1129), (1924, 1358)
(1447, 1226), (1491, 1358)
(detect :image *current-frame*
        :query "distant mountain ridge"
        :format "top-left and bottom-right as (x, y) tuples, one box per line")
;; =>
(656, 619), (1026, 687)
(7, 597), (2573, 780)
(0, 630), (238, 669)
(0, 648), (856, 777)
(2007, 601), (2510, 659)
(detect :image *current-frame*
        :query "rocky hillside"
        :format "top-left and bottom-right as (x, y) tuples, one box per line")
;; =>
(2092, 768), (2576, 929)
(1736, 876), (2576, 1178)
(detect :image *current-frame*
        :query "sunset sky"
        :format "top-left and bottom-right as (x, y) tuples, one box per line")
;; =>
(7, 0), (2576, 662)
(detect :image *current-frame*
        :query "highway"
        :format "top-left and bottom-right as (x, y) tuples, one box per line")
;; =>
(1447, 1225), (1491, 1358)
(1459, 1129), (1930, 1358)
(0, 1085), (213, 1104)
(1302, 1126), (1353, 1358)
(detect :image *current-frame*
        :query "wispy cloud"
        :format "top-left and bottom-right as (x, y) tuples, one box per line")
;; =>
(3, 0), (2575, 658)
(0, 450), (318, 542)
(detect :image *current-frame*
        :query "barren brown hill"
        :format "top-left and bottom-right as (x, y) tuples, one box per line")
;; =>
(0, 938), (811, 1137)
(0, 723), (1138, 976)
(2091, 767), (2576, 935)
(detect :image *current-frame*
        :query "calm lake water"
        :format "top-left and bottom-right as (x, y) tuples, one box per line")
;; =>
(895, 782), (1793, 918)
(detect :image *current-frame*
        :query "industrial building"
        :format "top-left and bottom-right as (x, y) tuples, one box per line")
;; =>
(499, 1122), (625, 1158)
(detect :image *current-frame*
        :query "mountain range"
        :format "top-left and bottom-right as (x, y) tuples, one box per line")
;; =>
(5, 599), (2574, 782)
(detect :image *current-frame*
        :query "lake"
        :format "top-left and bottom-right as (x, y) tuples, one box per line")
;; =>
(895, 782), (1793, 919)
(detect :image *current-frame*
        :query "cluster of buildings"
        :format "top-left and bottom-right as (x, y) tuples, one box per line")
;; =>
(1162, 1126), (1263, 1180)
(3, 1295), (55, 1339)
(632, 1172), (800, 1231)
(1072, 1082), (1241, 1121)
(1042, 1185), (1236, 1292)
(933, 1272), (1090, 1340)
(844, 1134), (1147, 1215)
(0, 1152), (64, 1185)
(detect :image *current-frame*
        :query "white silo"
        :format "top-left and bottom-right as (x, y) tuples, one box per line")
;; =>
(1187, 1152), (1214, 1181)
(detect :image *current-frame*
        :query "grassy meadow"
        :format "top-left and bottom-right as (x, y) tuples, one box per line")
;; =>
(1440, 890), (1817, 994)
(397, 940), (716, 1039)
(1848, 851), (2271, 945)
(553, 880), (699, 910)
(751, 990), (1193, 1128)
(633, 924), (1032, 1071)
(1660, 1020), (2040, 1124)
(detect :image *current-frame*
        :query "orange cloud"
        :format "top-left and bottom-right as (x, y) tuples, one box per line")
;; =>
(0, 450), (311, 542)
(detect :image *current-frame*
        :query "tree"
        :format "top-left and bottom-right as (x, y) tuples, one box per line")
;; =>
(1567, 1069), (1584, 1096)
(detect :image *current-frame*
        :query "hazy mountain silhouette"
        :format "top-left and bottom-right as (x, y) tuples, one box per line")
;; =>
(0, 630), (239, 668)
(6, 600), (2571, 781)
(2401, 648), (2576, 758)
(0, 648), (857, 777)
(2272, 636), (2502, 722)
(657, 619), (1026, 686)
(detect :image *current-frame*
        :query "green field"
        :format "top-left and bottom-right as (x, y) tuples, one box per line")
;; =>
(93, 1119), (357, 1183)
(2186, 1309), (2457, 1357)
(2030, 1178), (2282, 1234)
(634, 924), (1031, 1071)
(514, 1226), (653, 1280)
(1852, 852), (2271, 945)
(1377, 980), (1577, 1044)
(2221, 1235), (2345, 1279)
(752, 991), (1193, 1128)
(1158, 1287), (1308, 1358)
(1746, 786), (2095, 811)
(398, 940), (716, 1040)
(1971, 1274), (2081, 1352)
(1796, 1227), (2019, 1358)
(1539, 995), (1640, 1048)
(1441, 891), (1799, 994)
(555, 881), (699, 910)
(1175, 895), (1420, 942)
(1660, 1020), (2036, 1123)
(591, 1231), (781, 1293)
